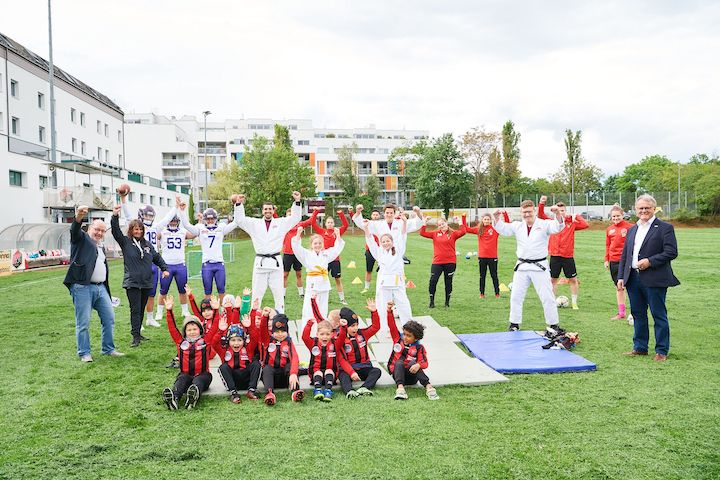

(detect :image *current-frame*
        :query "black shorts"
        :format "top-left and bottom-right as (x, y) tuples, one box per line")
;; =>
(549, 256), (577, 279)
(609, 261), (620, 284)
(328, 259), (342, 278)
(365, 250), (376, 273)
(283, 253), (302, 273)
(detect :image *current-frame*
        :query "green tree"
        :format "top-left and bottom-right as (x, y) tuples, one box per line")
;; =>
(331, 143), (360, 206)
(553, 129), (603, 203)
(358, 173), (382, 212)
(389, 141), (426, 208)
(188, 191), (196, 216)
(273, 124), (292, 150)
(408, 133), (472, 218)
(500, 120), (521, 194)
(615, 155), (674, 192)
(460, 127), (499, 217)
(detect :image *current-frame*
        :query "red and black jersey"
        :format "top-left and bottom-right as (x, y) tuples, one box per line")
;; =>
(166, 309), (218, 377)
(258, 323), (299, 374)
(213, 323), (259, 370)
(387, 309), (429, 374)
(335, 310), (381, 374)
(307, 338), (338, 375)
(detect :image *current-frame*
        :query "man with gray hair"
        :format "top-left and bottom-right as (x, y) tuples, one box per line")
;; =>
(617, 194), (680, 362)
(63, 205), (124, 362)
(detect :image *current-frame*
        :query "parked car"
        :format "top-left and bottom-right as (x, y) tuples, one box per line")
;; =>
(607, 211), (633, 220)
(580, 211), (603, 221)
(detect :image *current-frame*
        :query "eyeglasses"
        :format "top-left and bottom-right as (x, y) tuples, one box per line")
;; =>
(636, 207), (653, 211)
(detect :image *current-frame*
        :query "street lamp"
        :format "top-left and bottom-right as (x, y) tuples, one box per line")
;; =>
(202, 110), (211, 211)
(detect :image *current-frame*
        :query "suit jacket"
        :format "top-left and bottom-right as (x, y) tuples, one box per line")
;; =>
(63, 219), (111, 296)
(618, 218), (680, 288)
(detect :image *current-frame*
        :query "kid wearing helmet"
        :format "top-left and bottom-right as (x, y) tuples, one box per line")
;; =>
(156, 207), (196, 319)
(213, 314), (262, 403)
(161, 295), (219, 410)
(177, 195), (243, 302)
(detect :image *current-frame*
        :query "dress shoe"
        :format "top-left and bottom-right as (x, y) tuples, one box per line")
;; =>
(623, 350), (648, 356)
(653, 354), (667, 362)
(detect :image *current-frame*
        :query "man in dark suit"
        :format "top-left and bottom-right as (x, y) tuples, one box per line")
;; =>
(64, 205), (124, 362)
(617, 195), (680, 361)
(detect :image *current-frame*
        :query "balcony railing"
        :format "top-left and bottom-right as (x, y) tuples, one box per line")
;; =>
(198, 148), (227, 155)
(164, 176), (191, 184)
(162, 160), (191, 168)
(43, 186), (114, 210)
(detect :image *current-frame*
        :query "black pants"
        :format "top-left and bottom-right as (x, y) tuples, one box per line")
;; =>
(392, 359), (430, 387)
(478, 258), (500, 295)
(172, 371), (212, 399)
(429, 263), (456, 296)
(312, 371), (336, 389)
(218, 361), (261, 392)
(338, 364), (382, 393)
(262, 364), (300, 392)
(126, 287), (152, 337)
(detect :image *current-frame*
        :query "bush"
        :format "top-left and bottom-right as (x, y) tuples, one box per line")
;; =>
(672, 208), (699, 223)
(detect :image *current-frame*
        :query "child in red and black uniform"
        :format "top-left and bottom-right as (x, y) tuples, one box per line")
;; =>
(162, 295), (219, 410)
(302, 316), (340, 402)
(605, 204), (634, 321)
(463, 212), (509, 298)
(387, 306), (439, 401)
(311, 208), (350, 304)
(213, 310), (262, 403)
(259, 311), (303, 406)
(164, 285), (220, 369)
(335, 298), (383, 399)
(419, 215), (466, 308)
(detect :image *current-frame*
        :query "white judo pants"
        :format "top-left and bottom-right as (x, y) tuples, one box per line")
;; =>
(252, 267), (285, 314)
(300, 288), (329, 332)
(509, 268), (559, 326)
(375, 284), (413, 332)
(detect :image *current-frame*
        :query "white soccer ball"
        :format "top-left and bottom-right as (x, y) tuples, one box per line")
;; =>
(556, 295), (570, 308)
(456, 250), (461, 256)
(473, 251), (478, 256)
(465, 252), (472, 260)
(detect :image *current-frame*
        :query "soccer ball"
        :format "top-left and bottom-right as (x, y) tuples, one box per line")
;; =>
(556, 296), (570, 308)
(465, 252), (472, 260)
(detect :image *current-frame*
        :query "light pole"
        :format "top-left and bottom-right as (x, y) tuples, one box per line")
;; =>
(202, 110), (211, 211)
(48, 0), (57, 165)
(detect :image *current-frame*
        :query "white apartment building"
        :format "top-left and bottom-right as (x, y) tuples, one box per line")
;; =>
(125, 115), (429, 211)
(0, 32), (187, 230)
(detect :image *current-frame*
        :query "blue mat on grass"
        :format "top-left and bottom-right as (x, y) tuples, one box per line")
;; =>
(457, 331), (597, 374)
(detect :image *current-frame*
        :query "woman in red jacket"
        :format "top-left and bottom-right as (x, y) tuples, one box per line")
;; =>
(463, 212), (507, 299)
(419, 216), (466, 308)
(605, 204), (634, 322)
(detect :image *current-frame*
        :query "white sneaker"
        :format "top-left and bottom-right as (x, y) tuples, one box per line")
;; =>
(628, 314), (634, 326)
(146, 318), (161, 328)
(426, 387), (440, 400)
(154, 310), (164, 321)
(80, 354), (93, 363)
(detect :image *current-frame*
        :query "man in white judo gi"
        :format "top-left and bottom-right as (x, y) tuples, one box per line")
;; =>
(233, 191), (302, 313)
(493, 200), (566, 335)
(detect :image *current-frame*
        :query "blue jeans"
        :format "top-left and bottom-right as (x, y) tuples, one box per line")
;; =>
(626, 270), (670, 355)
(70, 283), (116, 357)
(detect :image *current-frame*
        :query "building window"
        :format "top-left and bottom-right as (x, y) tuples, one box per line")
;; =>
(38, 92), (45, 109)
(105, 149), (110, 161)
(81, 141), (86, 155)
(39, 126), (46, 144)
(11, 117), (19, 135)
(298, 140), (310, 146)
(39, 175), (49, 189)
(72, 138), (77, 153)
(10, 80), (19, 98)
(159, 197), (164, 206)
(97, 147), (102, 160)
(118, 154), (123, 164)
(80, 112), (85, 126)
(9, 170), (24, 187)
(317, 147), (329, 154)
(97, 120), (102, 133)
(117, 130), (122, 142)
(71, 108), (77, 123)
(104, 124), (109, 137)
(140, 193), (146, 204)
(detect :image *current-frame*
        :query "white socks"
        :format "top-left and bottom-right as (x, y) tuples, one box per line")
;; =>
(298, 286), (304, 296)
(364, 281), (370, 289)
(338, 292), (345, 301)
(145, 312), (154, 323)
(181, 303), (189, 316)
(571, 294), (578, 305)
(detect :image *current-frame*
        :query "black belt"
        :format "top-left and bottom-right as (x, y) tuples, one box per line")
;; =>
(514, 258), (547, 271)
(256, 252), (281, 268)
(90, 282), (104, 285)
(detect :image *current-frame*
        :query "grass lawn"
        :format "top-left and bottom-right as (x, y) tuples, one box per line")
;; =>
(1, 227), (718, 479)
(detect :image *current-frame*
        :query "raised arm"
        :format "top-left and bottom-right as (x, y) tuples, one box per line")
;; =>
(387, 305), (401, 343)
(338, 210), (350, 235)
(71, 206), (89, 244)
(537, 200), (550, 220)
(573, 214), (589, 231)
(165, 308), (183, 346)
(361, 300), (381, 339)
(419, 225), (434, 239)
(311, 212), (325, 234)
(324, 234), (345, 259)
(155, 206), (177, 232)
(492, 210), (515, 237)
(121, 200), (133, 221)
(178, 205), (201, 236)
(462, 215), (479, 235)
(290, 233), (310, 267)
(110, 209), (126, 246)
(302, 317), (315, 349)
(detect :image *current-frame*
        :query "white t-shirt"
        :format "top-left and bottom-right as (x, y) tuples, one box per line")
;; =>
(90, 245), (107, 283)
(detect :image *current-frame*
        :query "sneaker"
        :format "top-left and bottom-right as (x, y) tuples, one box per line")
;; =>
(322, 389), (333, 402)
(628, 314), (634, 326)
(130, 337), (141, 348)
(426, 387), (440, 401)
(495, 294), (501, 299)
(264, 391), (276, 406)
(80, 354), (93, 363)
(154, 310), (164, 321)
(162, 387), (178, 410)
(246, 390), (259, 400)
(139, 335), (149, 341)
(571, 303), (579, 310)
(105, 351), (125, 357)
(147, 318), (161, 327)
(313, 387), (324, 401)
(185, 384), (200, 409)
(394, 387), (408, 400)
(479, 294), (486, 299)
(356, 387), (374, 396)
(340, 299), (348, 306)
(165, 357), (180, 369)
(508, 323), (520, 332)
(291, 389), (305, 402)
(346, 390), (360, 399)
(545, 325), (566, 338)
(230, 391), (242, 404)
(610, 314), (625, 320)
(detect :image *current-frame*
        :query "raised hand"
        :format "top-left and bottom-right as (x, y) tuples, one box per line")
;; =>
(243, 287), (251, 296)
(262, 306), (272, 317)
(234, 295), (243, 308)
(218, 315), (228, 331)
(210, 296), (220, 310)
(292, 191), (301, 202)
(76, 205), (89, 221)
(184, 284), (192, 296)
(339, 318), (347, 327)
(165, 295), (174, 311)
(540, 195), (547, 204)
(111, 205), (120, 217)
(295, 226), (303, 238)
(241, 314), (251, 328)
(549, 205), (559, 214)
(366, 298), (377, 312)
(386, 301), (395, 310)
(355, 204), (364, 214)
(493, 209), (502, 221)
(312, 206), (321, 212)
(252, 298), (261, 311)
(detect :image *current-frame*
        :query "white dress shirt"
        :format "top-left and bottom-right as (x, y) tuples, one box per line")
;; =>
(90, 245), (107, 283)
(632, 215), (656, 268)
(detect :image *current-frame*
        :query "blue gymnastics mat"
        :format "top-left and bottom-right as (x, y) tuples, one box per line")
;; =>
(457, 331), (597, 374)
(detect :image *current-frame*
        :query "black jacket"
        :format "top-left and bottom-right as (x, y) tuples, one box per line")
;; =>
(618, 218), (680, 288)
(111, 215), (168, 289)
(63, 219), (111, 296)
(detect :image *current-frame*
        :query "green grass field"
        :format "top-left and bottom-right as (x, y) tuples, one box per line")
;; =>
(1, 228), (718, 479)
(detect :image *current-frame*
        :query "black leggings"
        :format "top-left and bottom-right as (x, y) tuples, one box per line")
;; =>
(429, 263), (456, 296)
(478, 258), (500, 295)
(218, 361), (261, 392)
(338, 365), (382, 393)
(126, 287), (152, 337)
(172, 371), (212, 399)
(262, 364), (300, 392)
(392, 360), (430, 387)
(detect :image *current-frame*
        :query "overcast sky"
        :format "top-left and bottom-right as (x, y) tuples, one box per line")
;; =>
(2, 0), (719, 178)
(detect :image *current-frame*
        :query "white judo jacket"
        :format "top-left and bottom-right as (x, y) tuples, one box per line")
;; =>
(291, 236), (345, 292)
(352, 213), (422, 244)
(234, 201), (302, 270)
(494, 215), (565, 271)
(366, 233), (407, 287)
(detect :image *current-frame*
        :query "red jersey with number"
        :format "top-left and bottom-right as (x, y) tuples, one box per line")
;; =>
(605, 220), (633, 262)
